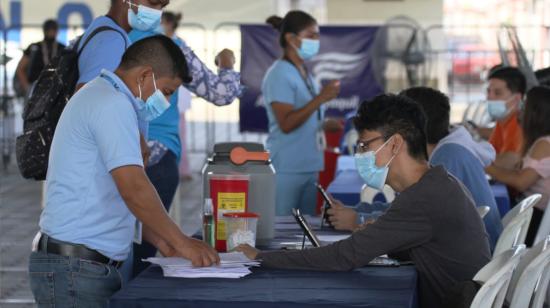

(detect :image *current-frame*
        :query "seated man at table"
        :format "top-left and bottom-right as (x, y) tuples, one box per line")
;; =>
(401, 87), (503, 251)
(477, 67), (526, 167)
(29, 35), (219, 307)
(237, 94), (491, 308)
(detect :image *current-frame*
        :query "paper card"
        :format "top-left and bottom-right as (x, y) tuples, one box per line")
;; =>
(133, 220), (142, 244)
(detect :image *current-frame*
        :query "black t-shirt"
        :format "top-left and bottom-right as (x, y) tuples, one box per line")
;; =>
(23, 40), (66, 83)
(259, 166), (492, 308)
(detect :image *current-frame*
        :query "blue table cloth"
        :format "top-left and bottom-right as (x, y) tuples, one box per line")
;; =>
(491, 182), (511, 216)
(109, 265), (418, 308)
(109, 216), (418, 308)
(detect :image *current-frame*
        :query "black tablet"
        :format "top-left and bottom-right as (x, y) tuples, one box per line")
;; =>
(292, 208), (321, 248)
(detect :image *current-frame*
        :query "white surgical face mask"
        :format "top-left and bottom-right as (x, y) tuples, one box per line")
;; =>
(295, 37), (320, 60)
(486, 95), (517, 121)
(135, 73), (170, 121)
(486, 100), (508, 121)
(354, 137), (398, 191)
(126, 0), (162, 32)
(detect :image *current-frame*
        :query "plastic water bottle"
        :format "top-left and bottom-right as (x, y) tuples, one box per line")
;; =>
(203, 198), (215, 247)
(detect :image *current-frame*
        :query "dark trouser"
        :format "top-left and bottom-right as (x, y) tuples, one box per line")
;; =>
(525, 207), (544, 246)
(132, 150), (179, 277)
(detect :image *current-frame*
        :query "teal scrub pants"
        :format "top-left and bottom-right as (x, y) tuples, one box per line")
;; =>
(276, 172), (318, 216)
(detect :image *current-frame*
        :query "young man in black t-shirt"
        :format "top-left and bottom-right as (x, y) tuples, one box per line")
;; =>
(14, 19), (65, 96)
(237, 94), (491, 308)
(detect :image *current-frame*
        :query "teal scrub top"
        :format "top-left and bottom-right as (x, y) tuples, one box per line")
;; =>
(261, 59), (324, 173)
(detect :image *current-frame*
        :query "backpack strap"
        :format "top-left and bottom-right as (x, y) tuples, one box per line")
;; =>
(76, 26), (128, 58)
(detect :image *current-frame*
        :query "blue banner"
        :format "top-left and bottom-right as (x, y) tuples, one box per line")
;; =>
(239, 25), (383, 133)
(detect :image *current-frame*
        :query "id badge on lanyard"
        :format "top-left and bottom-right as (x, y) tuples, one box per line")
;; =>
(134, 220), (143, 244)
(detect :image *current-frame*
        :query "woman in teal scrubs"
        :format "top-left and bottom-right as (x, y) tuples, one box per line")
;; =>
(263, 11), (340, 215)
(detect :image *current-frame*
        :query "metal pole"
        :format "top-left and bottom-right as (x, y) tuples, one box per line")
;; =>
(2, 27), (9, 171)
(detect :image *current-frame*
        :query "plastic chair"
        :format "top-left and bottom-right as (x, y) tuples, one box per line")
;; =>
(472, 102), (487, 125)
(502, 194), (542, 227)
(508, 236), (550, 308)
(477, 206), (490, 219)
(361, 184), (395, 204)
(462, 101), (477, 123)
(534, 200), (550, 245)
(343, 129), (358, 155)
(471, 245), (526, 308)
(493, 207), (534, 257)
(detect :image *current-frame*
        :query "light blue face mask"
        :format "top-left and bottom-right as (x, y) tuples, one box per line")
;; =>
(135, 73), (170, 122)
(296, 38), (320, 60)
(354, 137), (397, 191)
(486, 100), (509, 121)
(127, 1), (162, 32)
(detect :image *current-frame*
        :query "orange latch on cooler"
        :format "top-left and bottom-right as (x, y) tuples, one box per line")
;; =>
(230, 147), (270, 165)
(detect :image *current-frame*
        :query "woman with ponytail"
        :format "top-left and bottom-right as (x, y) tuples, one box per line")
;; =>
(263, 11), (340, 215)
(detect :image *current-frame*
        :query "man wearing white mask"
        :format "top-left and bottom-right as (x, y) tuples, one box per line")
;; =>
(29, 36), (219, 307)
(236, 94), (491, 308)
(478, 67), (526, 164)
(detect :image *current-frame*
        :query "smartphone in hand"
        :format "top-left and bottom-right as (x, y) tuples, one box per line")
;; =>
(316, 183), (334, 228)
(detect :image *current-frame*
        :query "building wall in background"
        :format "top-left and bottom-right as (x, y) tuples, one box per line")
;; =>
(326, 0), (443, 25)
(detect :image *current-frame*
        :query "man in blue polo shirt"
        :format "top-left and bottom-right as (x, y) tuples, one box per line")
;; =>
(29, 36), (218, 307)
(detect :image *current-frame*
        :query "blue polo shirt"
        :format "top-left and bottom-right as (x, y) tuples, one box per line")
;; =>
(262, 59), (324, 173)
(40, 70), (143, 261)
(77, 16), (130, 84)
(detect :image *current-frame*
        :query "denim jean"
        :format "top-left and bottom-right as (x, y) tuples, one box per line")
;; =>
(28, 251), (122, 308)
(132, 150), (179, 278)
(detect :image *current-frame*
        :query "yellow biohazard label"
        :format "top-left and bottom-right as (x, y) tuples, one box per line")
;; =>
(216, 192), (246, 240)
(218, 192), (246, 211)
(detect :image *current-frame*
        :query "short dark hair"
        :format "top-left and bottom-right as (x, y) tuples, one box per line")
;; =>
(119, 35), (192, 83)
(353, 94), (428, 160)
(43, 19), (58, 32)
(266, 10), (317, 48)
(488, 67), (527, 96)
(522, 85), (550, 155)
(535, 67), (550, 87)
(162, 11), (182, 31)
(400, 87), (450, 144)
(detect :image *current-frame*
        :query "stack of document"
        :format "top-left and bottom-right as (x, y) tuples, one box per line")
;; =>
(144, 252), (260, 279)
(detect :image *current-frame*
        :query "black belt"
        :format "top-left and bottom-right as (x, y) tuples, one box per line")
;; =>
(37, 234), (123, 268)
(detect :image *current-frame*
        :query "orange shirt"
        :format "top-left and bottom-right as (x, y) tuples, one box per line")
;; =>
(489, 111), (524, 154)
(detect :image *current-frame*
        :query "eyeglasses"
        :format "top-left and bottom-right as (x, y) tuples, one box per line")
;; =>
(355, 136), (385, 153)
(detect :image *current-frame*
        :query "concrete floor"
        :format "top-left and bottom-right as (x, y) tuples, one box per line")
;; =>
(0, 153), (208, 307)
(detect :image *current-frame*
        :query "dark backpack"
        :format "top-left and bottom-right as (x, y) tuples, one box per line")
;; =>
(15, 26), (126, 180)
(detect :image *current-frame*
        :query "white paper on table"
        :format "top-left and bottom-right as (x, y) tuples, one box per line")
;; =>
(317, 234), (351, 242)
(161, 265), (253, 278)
(144, 252), (259, 267)
(143, 252), (260, 279)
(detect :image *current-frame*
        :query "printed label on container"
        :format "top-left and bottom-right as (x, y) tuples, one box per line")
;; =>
(216, 192), (246, 240)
